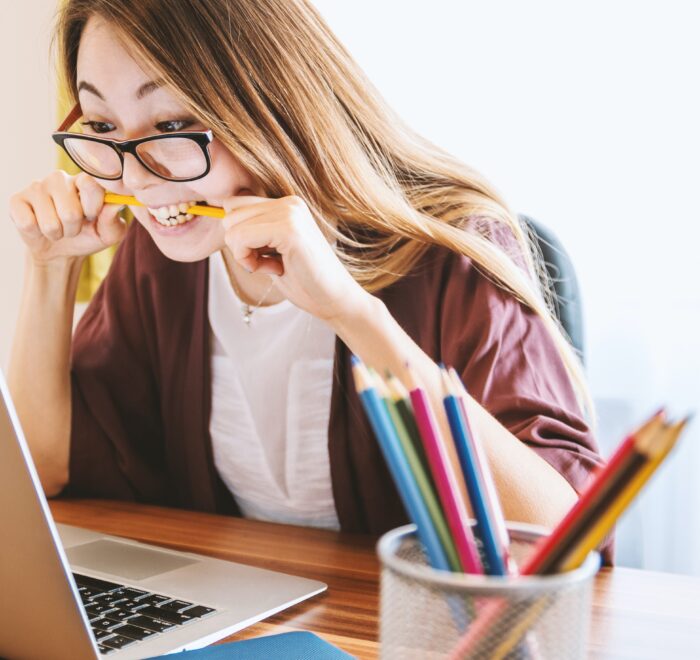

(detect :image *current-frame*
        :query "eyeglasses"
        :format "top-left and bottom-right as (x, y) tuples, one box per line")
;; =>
(52, 103), (213, 182)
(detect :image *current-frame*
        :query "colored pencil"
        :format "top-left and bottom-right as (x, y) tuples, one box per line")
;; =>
(373, 372), (462, 572)
(104, 192), (225, 218)
(441, 367), (506, 575)
(560, 417), (689, 571)
(520, 410), (666, 575)
(448, 411), (688, 660)
(350, 357), (451, 571)
(404, 365), (483, 574)
(448, 367), (515, 575)
(385, 374), (433, 486)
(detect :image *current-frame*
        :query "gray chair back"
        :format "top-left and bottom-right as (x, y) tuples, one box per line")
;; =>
(520, 215), (585, 363)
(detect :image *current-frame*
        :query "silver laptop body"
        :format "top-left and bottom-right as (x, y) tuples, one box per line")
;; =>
(0, 369), (326, 660)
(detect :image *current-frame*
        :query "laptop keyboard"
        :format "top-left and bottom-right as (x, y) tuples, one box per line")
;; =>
(73, 573), (217, 655)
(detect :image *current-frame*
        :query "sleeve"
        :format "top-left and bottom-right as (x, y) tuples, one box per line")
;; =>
(438, 252), (614, 563)
(64, 223), (169, 503)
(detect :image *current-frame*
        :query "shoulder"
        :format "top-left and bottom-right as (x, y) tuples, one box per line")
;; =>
(377, 242), (520, 333)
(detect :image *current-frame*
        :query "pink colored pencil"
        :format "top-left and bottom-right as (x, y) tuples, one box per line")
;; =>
(405, 365), (483, 574)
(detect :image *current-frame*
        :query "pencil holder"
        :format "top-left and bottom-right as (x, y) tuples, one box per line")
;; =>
(377, 523), (600, 660)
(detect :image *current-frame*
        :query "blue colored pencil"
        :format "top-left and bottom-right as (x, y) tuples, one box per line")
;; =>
(440, 367), (507, 576)
(351, 356), (451, 571)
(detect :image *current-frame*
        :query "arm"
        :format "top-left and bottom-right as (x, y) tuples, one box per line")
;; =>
(219, 194), (589, 530)
(8, 256), (84, 495)
(7, 171), (126, 496)
(328, 293), (579, 529)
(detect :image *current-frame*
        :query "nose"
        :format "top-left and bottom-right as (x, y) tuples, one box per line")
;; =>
(121, 152), (161, 191)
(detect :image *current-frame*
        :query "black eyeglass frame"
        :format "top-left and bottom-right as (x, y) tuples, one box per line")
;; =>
(51, 130), (214, 182)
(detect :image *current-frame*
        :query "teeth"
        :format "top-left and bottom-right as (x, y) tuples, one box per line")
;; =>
(146, 202), (198, 227)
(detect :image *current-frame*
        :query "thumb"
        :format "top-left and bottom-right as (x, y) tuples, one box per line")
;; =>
(94, 203), (127, 246)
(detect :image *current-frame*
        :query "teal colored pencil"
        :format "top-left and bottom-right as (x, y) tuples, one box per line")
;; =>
(440, 367), (506, 576)
(351, 357), (451, 571)
(378, 374), (462, 572)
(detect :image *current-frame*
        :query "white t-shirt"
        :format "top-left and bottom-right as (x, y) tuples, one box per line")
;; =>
(207, 251), (339, 529)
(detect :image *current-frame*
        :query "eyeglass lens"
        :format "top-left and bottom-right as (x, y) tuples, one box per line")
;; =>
(63, 136), (208, 181)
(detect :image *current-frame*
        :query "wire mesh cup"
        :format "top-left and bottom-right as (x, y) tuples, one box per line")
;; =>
(377, 523), (601, 660)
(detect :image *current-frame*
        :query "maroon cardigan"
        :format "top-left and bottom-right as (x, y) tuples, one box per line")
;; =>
(67, 221), (611, 560)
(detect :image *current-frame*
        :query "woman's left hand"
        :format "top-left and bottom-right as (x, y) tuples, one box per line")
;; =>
(221, 194), (369, 323)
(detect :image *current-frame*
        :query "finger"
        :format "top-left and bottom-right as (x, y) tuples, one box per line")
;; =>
(225, 221), (283, 264)
(45, 175), (85, 239)
(222, 194), (270, 214)
(9, 195), (43, 242)
(94, 203), (127, 246)
(221, 197), (278, 230)
(26, 186), (64, 241)
(251, 255), (284, 276)
(75, 172), (106, 221)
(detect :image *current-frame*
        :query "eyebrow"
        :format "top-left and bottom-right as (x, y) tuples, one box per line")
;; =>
(77, 79), (163, 101)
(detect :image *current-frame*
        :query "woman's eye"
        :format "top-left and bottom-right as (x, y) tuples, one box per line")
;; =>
(80, 120), (115, 134)
(155, 119), (194, 133)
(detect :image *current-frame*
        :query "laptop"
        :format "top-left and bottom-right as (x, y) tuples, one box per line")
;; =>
(0, 369), (327, 659)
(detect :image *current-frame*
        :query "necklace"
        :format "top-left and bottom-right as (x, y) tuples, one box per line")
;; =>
(226, 264), (277, 326)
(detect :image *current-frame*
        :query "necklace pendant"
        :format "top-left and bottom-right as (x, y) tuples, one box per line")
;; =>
(242, 304), (252, 325)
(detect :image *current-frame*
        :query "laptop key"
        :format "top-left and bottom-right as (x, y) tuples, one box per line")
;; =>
(101, 634), (138, 650)
(183, 605), (216, 619)
(91, 618), (123, 632)
(78, 586), (104, 600)
(158, 599), (195, 613)
(115, 624), (158, 641)
(103, 598), (145, 611)
(93, 629), (115, 641)
(73, 574), (122, 593)
(121, 587), (148, 600)
(137, 605), (195, 625)
(97, 644), (116, 654)
(104, 609), (137, 623)
(135, 593), (170, 606)
(85, 603), (118, 617)
(127, 614), (176, 633)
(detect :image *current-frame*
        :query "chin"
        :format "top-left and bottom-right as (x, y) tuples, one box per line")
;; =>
(153, 242), (216, 263)
(135, 212), (222, 263)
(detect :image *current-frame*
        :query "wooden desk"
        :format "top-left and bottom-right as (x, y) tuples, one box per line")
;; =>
(50, 499), (700, 659)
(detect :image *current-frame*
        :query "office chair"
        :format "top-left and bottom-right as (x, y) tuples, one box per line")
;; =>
(519, 215), (585, 363)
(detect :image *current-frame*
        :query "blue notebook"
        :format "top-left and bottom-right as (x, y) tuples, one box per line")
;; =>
(148, 631), (356, 659)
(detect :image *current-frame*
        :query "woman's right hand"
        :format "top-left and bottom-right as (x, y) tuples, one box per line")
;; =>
(9, 170), (127, 264)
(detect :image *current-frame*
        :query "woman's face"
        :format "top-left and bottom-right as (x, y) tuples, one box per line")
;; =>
(76, 16), (262, 262)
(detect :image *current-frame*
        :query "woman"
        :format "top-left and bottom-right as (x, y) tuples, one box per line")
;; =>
(8, 0), (606, 551)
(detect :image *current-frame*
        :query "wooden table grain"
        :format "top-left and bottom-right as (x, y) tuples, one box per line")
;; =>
(49, 499), (700, 659)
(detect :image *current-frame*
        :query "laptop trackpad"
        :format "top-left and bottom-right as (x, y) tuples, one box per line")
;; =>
(67, 539), (197, 581)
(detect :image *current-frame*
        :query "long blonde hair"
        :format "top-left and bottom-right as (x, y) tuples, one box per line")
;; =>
(56, 0), (592, 416)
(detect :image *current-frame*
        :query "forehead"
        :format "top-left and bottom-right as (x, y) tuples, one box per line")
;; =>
(77, 16), (152, 89)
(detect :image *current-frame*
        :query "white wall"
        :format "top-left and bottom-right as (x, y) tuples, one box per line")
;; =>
(1, 1), (57, 368)
(311, 0), (700, 574)
(2, 1), (698, 574)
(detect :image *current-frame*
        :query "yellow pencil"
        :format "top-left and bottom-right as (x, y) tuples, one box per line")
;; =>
(103, 193), (225, 219)
(560, 417), (688, 571)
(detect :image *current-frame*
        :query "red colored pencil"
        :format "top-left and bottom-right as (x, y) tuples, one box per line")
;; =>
(520, 409), (665, 576)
